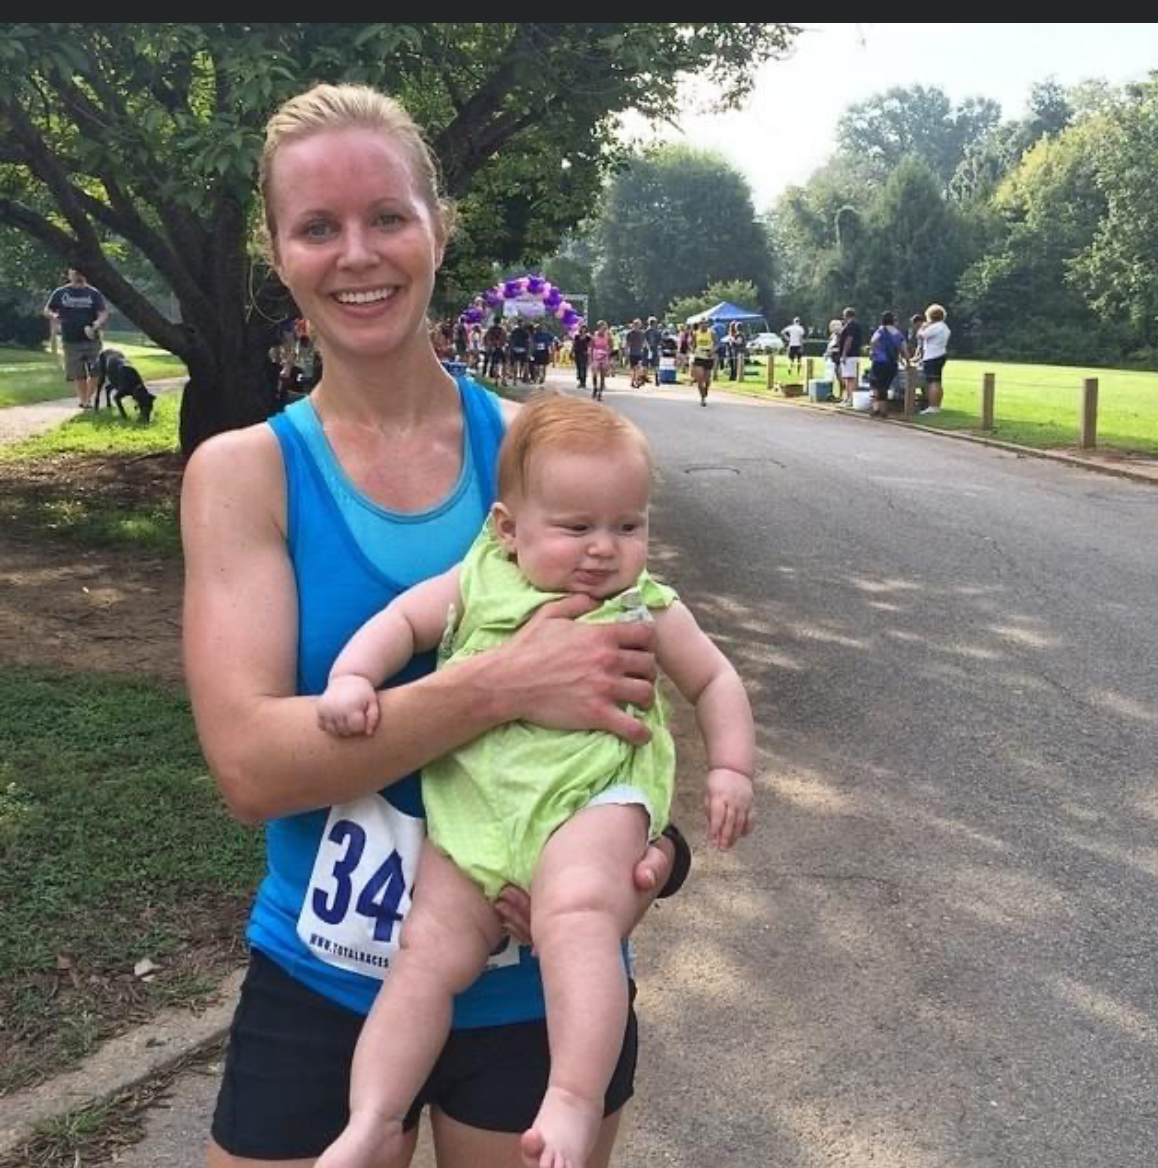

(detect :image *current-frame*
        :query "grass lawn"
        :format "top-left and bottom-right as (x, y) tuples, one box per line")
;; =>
(0, 333), (186, 407)
(0, 666), (263, 1094)
(0, 399), (266, 1095)
(0, 392), (183, 554)
(717, 355), (1158, 456)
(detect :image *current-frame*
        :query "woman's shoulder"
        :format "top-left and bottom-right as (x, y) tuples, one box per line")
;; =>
(183, 420), (284, 507)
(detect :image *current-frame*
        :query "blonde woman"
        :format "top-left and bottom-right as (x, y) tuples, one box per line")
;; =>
(182, 83), (681, 1168)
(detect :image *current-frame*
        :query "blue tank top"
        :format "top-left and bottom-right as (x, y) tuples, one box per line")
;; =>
(247, 378), (548, 1026)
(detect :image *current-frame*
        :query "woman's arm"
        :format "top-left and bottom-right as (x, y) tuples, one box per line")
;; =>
(182, 426), (657, 824)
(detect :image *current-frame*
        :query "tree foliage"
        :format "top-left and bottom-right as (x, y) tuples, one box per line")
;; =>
(0, 21), (798, 453)
(592, 146), (774, 324)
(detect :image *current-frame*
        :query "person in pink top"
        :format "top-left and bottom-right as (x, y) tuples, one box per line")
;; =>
(589, 320), (613, 401)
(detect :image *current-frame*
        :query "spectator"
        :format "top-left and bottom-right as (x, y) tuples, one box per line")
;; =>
(918, 304), (951, 415)
(727, 322), (747, 382)
(867, 311), (909, 419)
(823, 319), (843, 390)
(837, 307), (863, 407)
(644, 316), (663, 387)
(781, 317), (805, 376)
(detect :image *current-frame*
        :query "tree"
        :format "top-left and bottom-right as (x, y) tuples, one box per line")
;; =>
(592, 146), (774, 324)
(1072, 76), (1158, 349)
(764, 157), (864, 326)
(668, 280), (761, 326)
(950, 78), (1075, 205)
(859, 158), (970, 323)
(0, 22), (799, 454)
(954, 118), (1115, 361)
(837, 85), (1001, 190)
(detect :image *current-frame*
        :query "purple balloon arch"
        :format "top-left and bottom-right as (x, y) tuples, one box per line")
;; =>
(458, 274), (583, 334)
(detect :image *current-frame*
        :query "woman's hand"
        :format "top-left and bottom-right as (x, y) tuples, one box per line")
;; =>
(494, 833), (677, 946)
(494, 594), (658, 744)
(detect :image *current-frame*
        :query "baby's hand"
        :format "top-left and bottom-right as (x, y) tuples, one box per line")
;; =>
(703, 768), (754, 850)
(317, 675), (380, 737)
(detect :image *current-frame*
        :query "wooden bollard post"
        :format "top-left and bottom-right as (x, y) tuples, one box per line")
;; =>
(903, 362), (915, 418)
(1080, 378), (1098, 449)
(805, 356), (814, 389)
(766, 352), (776, 390)
(981, 372), (995, 431)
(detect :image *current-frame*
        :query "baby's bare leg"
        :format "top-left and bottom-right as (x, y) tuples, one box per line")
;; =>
(521, 803), (649, 1168)
(318, 842), (501, 1168)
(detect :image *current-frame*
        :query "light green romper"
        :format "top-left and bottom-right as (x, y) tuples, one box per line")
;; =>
(423, 523), (677, 898)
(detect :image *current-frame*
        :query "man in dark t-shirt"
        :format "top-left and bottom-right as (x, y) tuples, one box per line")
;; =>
(837, 307), (863, 406)
(44, 267), (109, 408)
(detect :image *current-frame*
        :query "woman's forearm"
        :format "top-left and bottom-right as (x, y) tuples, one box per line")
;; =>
(208, 648), (515, 823)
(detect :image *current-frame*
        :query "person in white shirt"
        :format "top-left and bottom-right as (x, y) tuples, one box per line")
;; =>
(781, 317), (806, 375)
(918, 304), (951, 415)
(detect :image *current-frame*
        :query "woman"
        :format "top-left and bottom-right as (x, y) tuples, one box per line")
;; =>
(589, 320), (613, 400)
(691, 320), (715, 405)
(918, 303), (951, 415)
(726, 322), (747, 383)
(181, 83), (678, 1168)
(867, 311), (909, 419)
(822, 318), (843, 399)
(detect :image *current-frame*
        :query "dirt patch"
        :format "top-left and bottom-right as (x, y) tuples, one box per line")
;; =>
(0, 453), (185, 685)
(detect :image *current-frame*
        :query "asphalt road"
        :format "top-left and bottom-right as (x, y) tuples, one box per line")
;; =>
(109, 381), (1158, 1167)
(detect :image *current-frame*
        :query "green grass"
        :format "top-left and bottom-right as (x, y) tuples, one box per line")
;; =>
(905, 359), (1158, 453)
(0, 393), (183, 554)
(0, 666), (263, 1092)
(706, 355), (1158, 455)
(0, 340), (186, 407)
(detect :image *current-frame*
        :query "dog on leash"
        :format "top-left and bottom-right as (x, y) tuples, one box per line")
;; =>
(95, 349), (156, 423)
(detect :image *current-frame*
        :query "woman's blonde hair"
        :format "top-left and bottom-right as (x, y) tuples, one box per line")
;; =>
(926, 303), (946, 322)
(259, 83), (455, 258)
(498, 394), (652, 503)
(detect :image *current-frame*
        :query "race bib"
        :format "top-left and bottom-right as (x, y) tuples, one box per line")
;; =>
(297, 793), (522, 979)
(297, 794), (424, 980)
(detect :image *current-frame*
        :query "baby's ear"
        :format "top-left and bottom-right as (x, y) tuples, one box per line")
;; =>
(491, 502), (518, 554)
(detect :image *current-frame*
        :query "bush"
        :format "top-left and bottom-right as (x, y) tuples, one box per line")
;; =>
(0, 295), (48, 349)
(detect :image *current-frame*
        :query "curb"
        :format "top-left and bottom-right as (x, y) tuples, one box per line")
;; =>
(733, 389), (1158, 489)
(0, 968), (244, 1159)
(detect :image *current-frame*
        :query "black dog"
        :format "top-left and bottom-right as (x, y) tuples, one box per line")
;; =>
(95, 349), (156, 423)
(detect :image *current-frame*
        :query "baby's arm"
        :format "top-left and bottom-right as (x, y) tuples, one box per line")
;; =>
(317, 566), (463, 737)
(654, 602), (755, 849)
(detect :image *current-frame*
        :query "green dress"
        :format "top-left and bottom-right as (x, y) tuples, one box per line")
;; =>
(423, 523), (677, 898)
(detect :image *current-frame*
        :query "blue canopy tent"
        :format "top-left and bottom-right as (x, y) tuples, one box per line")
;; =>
(685, 301), (768, 329)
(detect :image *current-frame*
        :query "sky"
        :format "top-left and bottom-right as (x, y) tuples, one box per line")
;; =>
(623, 23), (1158, 213)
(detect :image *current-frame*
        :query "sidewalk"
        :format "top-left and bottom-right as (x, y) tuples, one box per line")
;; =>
(0, 378), (187, 446)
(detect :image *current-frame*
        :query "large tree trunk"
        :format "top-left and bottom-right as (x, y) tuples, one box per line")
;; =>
(177, 324), (277, 459)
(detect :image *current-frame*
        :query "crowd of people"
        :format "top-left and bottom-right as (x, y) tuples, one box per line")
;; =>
(421, 299), (958, 422)
(819, 304), (951, 415)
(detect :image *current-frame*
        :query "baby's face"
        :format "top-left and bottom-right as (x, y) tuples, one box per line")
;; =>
(497, 445), (651, 599)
